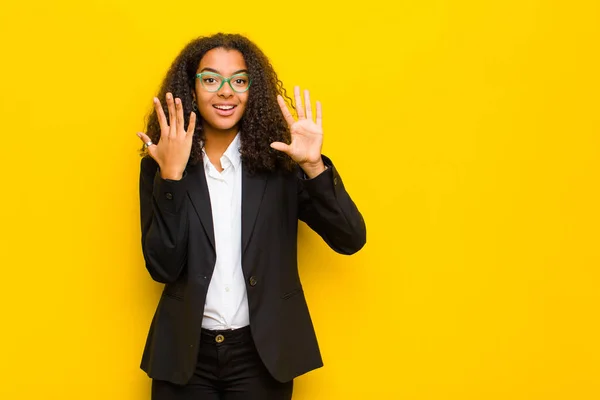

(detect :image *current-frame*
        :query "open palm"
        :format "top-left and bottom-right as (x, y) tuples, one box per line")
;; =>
(272, 86), (324, 168)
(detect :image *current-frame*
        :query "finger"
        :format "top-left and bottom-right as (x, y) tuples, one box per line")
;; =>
(304, 89), (313, 121)
(270, 141), (292, 155)
(175, 97), (184, 136)
(137, 132), (158, 158)
(166, 93), (177, 136)
(294, 86), (305, 119)
(316, 101), (322, 128)
(186, 112), (197, 136)
(137, 131), (152, 144)
(154, 97), (168, 133)
(277, 95), (295, 127)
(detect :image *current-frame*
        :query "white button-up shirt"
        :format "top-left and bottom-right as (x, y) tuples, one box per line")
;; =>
(201, 134), (249, 329)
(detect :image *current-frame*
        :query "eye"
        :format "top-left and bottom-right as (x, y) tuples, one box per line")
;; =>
(204, 78), (216, 83)
(234, 78), (247, 84)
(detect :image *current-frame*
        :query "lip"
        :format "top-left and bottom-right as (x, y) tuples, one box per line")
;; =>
(213, 104), (237, 117)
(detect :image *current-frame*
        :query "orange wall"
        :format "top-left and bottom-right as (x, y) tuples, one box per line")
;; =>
(1, 0), (599, 398)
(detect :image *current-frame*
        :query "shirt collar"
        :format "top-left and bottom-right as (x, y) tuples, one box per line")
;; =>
(202, 133), (242, 171)
(222, 133), (242, 170)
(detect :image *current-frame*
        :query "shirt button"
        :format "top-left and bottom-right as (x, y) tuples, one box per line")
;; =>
(165, 192), (173, 200)
(249, 276), (257, 287)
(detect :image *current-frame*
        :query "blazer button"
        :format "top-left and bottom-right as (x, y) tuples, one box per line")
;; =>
(333, 177), (338, 186)
(249, 276), (257, 287)
(165, 192), (173, 200)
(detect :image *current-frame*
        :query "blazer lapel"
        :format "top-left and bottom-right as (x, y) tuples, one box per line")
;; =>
(242, 167), (268, 255)
(186, 162), (215, 250)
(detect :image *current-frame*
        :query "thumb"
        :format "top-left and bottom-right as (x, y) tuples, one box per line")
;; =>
(270, 142), (291, 155)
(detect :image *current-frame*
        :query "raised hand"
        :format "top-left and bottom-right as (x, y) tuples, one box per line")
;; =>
(271, 86), (326, 178)
(137, 93), (196, 180)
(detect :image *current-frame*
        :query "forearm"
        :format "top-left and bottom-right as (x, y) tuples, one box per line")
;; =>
(140, 158), (190, 283)
(142, 201), (189, 283)
(298, 157), (366, 254)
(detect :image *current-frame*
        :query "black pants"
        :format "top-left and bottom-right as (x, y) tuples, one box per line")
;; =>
(152, 326), (293, 400)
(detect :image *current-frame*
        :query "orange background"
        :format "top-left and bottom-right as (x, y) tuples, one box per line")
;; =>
(1, 0), (599, 398)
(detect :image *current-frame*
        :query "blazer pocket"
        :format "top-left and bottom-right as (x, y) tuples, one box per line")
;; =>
(281, 287), (303, 300)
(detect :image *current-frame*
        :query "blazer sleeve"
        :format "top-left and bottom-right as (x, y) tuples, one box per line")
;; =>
(297, 155), (367, 255)
(139, 156), (190, 283)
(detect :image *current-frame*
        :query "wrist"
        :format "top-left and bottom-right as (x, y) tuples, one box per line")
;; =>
(160, 168), (184, 181)
(300, 159), (326, 179)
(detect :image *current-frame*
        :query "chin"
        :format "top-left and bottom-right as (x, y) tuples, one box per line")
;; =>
(205, 121), (240, 133)
(209, 116), (242, 130)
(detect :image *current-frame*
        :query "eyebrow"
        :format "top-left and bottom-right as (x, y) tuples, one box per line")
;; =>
(199, 67), (248, 75)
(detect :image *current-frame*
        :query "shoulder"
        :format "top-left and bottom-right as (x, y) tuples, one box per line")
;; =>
(140, 155), (159, 180)
(141, 155), (158, 169)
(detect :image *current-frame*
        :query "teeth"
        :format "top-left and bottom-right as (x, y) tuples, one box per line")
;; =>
(215, 105), (234, 110)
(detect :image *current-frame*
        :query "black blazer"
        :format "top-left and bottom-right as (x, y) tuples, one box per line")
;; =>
(139, 155), (366, 385)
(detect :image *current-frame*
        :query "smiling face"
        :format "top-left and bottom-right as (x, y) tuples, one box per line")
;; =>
(194, 48), (249, 137)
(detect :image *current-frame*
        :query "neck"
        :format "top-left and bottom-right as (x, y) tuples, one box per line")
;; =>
(203, 125), (238, 171)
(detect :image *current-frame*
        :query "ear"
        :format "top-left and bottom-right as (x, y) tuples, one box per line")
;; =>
(192, 90), (198, 111)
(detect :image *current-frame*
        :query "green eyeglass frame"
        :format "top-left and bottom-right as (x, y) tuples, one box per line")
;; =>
(195, 72), (252, 93)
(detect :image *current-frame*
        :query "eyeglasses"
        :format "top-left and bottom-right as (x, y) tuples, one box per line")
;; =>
(195, 72), (251, 93)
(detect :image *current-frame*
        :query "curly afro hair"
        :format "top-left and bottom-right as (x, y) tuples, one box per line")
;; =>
(141, 33), (294, 174)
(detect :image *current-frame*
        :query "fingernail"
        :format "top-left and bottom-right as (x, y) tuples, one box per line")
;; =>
(136, 132), (142, 137)
(167, 93), (172, 99)
(175, 98), (180, 105)
(153, 97), (158, 103)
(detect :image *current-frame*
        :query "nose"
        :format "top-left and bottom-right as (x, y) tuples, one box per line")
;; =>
(217, 81), (233, 98)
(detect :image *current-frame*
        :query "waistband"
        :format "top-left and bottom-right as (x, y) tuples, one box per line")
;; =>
(200, 325), (252, 344)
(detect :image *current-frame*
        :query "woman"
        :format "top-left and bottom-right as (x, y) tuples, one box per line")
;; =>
(136, 33), (366, 399)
